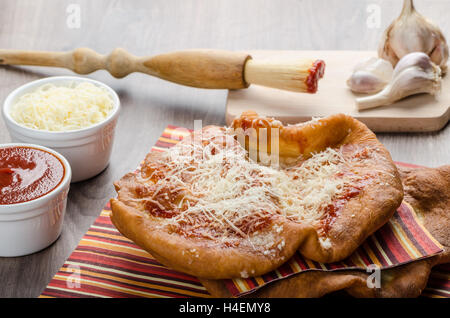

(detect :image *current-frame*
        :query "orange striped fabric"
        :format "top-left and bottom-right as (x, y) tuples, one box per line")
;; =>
(40, 125), (449, 298)
(421, 264), (450, 298)
(40, 206), (209, 298)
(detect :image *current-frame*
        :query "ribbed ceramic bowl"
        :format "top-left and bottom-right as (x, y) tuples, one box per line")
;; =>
(0, 143), (71, 257)
(2, 76), (120, 182)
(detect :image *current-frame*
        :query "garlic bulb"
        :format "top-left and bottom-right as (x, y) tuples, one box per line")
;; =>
(347, 57), (393, 93)
(356, 52), (441, 110)
(378, 0), (449, 74)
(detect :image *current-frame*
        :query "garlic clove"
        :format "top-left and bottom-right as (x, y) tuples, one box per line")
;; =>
(392, 52), (434, 77)
(356, 52), (441, 110)
(347, 70), (388, 94)
(388, 67), (440, 99)
(347, 57), (393, 93)
(378, 0), (449, 74)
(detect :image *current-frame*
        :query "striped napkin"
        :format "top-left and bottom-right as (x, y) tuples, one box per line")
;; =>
(422, 264), (450, 298)
(40, 125), (449, 298)
(40, 205), (209, 298)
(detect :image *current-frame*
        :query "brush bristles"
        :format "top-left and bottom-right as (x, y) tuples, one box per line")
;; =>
(244, 59), (325, 93)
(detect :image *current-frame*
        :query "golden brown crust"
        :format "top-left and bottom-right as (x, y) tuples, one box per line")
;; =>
(232, 112), (403, 263)
(111, 198), (308, 279)
(201, 165), (450, 298)
(399, 166), (450, 264)
(110, 112), (403, 279)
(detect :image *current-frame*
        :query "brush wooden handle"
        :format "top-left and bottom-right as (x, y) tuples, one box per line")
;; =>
(0, 48), (252, 89)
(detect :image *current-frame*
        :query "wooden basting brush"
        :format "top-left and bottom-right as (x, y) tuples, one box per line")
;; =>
(0, 48), (325, 93)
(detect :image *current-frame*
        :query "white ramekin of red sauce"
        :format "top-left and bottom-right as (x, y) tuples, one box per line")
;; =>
(2, 76), (120, 182)
(0, 144), (71, 257)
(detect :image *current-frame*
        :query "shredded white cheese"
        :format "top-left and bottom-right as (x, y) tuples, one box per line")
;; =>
(132, 128), (368, 254)
(10, 82), (114, 131)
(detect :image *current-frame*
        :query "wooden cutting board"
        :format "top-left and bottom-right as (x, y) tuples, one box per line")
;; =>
(226, 50), (450, 132)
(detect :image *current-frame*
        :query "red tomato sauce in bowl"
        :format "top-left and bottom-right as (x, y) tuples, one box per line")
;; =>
(0, 146), (65, 205)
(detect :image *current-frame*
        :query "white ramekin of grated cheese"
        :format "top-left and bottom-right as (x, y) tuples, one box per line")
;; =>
(2, 76), (120, 182)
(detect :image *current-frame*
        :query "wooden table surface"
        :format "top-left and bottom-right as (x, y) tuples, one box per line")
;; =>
(0, 0), (449, 298)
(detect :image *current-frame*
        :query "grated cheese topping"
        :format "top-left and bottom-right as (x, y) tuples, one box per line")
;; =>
(10, 82), (114, 131)
(130, 128), (370, 255)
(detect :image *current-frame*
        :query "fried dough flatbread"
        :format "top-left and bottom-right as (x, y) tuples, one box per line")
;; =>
(200, 165), (450, 297)
(110, 113), (402, 279)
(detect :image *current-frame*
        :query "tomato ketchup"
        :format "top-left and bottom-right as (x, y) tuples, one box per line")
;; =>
(0, 146), (65, 204)
(305, 60), (326, 93)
